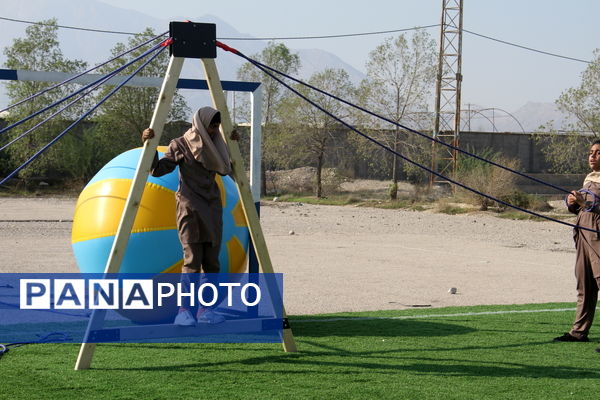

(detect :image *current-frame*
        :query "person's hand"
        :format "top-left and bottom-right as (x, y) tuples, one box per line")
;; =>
(568, 191), (585, 207)
(230, 129), (240, 141)
(142, 128), (155, 142)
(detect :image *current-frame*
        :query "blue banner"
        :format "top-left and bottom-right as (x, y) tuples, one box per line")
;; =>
(0, 273), (283, 344)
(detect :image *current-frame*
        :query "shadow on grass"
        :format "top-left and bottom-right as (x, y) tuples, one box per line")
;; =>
(91, 320), (600, 379)
(97, 342), (600, 380)
(291, 318), (475, 338)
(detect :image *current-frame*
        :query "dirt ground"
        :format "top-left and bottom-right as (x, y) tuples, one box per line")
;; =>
(0, 192), (579, 315)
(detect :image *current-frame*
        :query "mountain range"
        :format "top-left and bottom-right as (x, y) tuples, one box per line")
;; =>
(0, 0), (573, 131)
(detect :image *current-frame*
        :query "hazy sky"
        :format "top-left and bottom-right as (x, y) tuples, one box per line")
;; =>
(94, 0), (599, 111)
(5, 0), (600, 111)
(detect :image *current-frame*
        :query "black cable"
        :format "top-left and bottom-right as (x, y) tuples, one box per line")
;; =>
(0, 332), (72, 360)
(463, 29), (592, 64)
(219, 24), (440, 40)
(0, 15), (437, 38)
(1, 15), (591, 64)
(219, 41), (600, 234)
(0, 31), (168, 114)
(0, 43), (168, 185)
(0, 15), (141, 35)
(228, 45), (573, 195)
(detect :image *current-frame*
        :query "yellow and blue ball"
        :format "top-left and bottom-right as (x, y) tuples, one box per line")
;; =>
(71, 146), (250, 276)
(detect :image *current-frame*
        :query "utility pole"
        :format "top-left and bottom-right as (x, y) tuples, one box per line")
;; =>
(430, 0), (464, 187)
(467, 103), (471, 132)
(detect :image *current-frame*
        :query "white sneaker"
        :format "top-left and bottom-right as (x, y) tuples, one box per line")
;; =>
(196, 308), (225, 324)
(174, 309), (196, 326)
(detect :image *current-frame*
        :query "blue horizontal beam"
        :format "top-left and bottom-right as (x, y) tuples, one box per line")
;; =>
(177, 78), (259, 92)
(0, 69), (260, 93)
(0, 69), (18, 80)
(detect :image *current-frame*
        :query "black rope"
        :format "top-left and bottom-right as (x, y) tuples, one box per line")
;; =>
(217, 41), (597, 234)
(0, 37), (170, 151)
(0, 31), (168, 114)
(0, 38), (170, 137)
(0, 43), (168, 186)
(229, 48), (573, 196)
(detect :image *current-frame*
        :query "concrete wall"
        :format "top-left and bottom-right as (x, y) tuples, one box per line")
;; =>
(459, 131), (584, 194)
(460, 131), (550, 173)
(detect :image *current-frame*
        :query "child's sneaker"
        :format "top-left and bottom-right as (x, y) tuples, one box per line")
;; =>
(174, 309), (196, 326)
(196, 308), (225, 324)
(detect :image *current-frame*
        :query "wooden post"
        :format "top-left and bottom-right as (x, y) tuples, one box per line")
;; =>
(74, 56), (185, 370)
(201, 58), (297, 352)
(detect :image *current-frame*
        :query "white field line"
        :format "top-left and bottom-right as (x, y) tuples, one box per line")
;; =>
(292, 307), (593, 323)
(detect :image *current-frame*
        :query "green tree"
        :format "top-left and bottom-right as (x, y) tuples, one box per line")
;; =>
(2, 19), (89, 181)
(93, 28), (189, 162)
(558, 50), (600, 135)
(536, 49), (600, 173)
(358, 30), (436, 198)
(279, 68), (354, 197)
(237, 42), (300, 195)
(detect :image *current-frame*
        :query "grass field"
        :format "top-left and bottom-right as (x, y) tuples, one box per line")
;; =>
(1, 303), (599, 400)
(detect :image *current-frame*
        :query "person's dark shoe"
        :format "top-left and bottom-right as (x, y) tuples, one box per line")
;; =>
(553, 333), (589, 342)
(595, 348), (600, 353)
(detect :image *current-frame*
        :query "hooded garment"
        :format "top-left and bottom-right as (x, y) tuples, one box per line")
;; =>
(584, 171), (600, 185)
(150, 107), (232, 246)
(183, 107), (231, 175)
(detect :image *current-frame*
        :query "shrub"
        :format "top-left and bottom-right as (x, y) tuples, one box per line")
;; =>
(455, 147), (522, 211)
(265, 167), (342, 196)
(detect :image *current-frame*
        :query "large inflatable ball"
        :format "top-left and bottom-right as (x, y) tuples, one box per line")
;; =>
(71, 147), (250, 323)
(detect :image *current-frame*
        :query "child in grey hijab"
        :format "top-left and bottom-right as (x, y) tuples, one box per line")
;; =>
(142, 106), (239, 325)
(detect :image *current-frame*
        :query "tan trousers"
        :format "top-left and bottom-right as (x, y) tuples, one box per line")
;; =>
(570, 233), (600, 339)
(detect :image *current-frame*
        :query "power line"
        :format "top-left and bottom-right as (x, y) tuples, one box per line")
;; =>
(218, 25), (440, 40)
(0, 16), (140, 35)
(464, 29), (592, 64)
(219, 42), (600, 231)
(0, 16), (438, 38)
(0, 15), (593, 63)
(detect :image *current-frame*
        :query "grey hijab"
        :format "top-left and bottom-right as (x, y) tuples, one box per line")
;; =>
(183, 107), (231, 175)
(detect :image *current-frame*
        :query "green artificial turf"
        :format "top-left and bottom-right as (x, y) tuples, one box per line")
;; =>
(1, 303), (599, 400)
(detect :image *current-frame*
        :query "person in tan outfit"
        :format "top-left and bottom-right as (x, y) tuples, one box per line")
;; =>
(142, 106), (239, 326)
(555, 140), (600, 344)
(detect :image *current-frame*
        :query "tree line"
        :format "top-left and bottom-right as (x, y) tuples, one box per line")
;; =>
(1, 20), (599, 198)
(234, 32), (437, 198)
(0, 20), (438, 198)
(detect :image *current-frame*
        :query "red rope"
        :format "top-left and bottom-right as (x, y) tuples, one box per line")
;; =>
(216, 41), (240, 55)
(160, 38), (174, 47)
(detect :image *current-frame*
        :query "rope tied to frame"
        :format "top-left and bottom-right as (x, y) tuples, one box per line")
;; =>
(160, 38), (174, 47)
(0, 40), (171, 153)
(215, 40), (600, 235)
(217, 41), (573, 196)
(0, 42), (169, 186)
(0, 31), (169, 116)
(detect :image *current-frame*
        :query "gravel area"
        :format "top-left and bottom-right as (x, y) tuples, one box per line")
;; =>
(0, 196), (579, 315)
